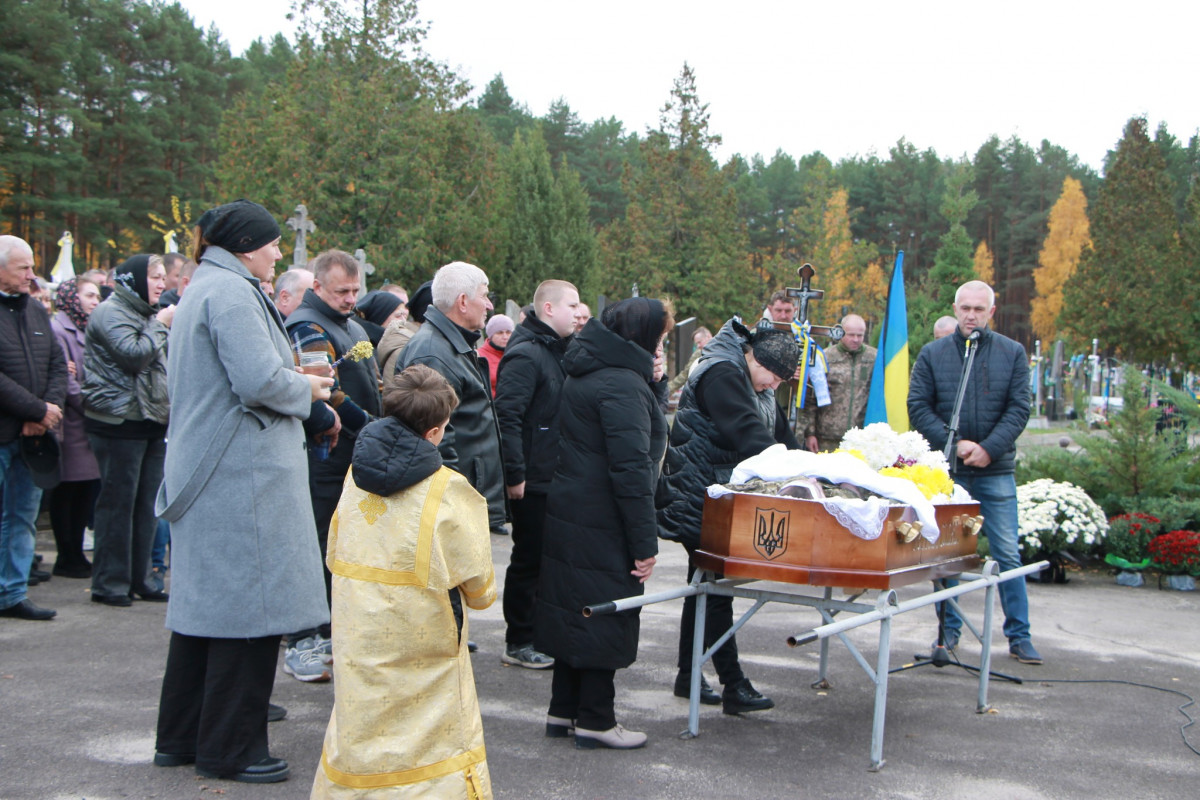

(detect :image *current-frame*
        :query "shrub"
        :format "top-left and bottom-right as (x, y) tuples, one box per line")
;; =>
(1147, 530), (1200, 575)
(1103, 513), (1161, 564)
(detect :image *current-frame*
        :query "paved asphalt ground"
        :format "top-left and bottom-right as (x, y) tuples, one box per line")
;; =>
(2, 518), (1198, 799)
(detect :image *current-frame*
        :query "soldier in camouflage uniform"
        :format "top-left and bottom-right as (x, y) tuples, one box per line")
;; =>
(799, 314), (876, 452)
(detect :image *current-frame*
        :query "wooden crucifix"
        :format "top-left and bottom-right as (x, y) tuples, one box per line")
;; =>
(286, 204), (316, 267)
(354, 248), (375, 296)
(781, 263), (842, 342)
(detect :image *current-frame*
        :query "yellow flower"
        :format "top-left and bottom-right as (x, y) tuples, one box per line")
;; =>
(346, 340), (374, 363)
(836, 448), (868, 463)
(880, 464), (954, 500)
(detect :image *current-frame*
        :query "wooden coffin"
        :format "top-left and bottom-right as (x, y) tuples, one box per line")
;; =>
(693, 492), (982, 590)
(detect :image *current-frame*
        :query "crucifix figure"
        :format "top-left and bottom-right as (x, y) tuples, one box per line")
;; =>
(354, 248), (375, 297)
(782, 263), (842, 343)
(286, 204), (316, 267)
(631, 282), (639, 298)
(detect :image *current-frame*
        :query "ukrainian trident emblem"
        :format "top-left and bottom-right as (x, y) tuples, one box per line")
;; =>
(753, 507), (790, 561)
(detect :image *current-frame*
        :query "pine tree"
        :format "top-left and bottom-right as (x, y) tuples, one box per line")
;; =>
(926, 162), (979, 309)
(1061, 117), (1190, 365)
(1031, 177), (1090, 342)
(597, 64), (752, 326)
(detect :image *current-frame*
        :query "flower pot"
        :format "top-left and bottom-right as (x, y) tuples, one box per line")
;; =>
(1161, 574), (1196, 592)
(1115, 570), (1144, 587)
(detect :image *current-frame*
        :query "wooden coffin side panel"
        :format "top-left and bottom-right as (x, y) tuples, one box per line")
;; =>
(695, 493), (982, 590)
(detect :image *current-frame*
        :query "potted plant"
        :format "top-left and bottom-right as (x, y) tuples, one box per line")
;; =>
(1103, 513), (1160, 587)
(1147, 530), (1200, 591)
(1016, 479), (1109, 583)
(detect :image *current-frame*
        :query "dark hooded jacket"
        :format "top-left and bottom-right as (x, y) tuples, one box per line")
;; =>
(0, 291), (68, 445)
(535, 317), (667, 671)
(907, 326), (1030, 476)
(657, 319), (798, 548)
(493, 312), (571, 493)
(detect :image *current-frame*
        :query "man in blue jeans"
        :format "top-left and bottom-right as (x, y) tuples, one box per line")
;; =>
(908, 280), (1041, 665)
(0, 236), (68, 621)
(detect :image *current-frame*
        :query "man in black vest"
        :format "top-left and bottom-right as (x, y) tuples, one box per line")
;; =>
(282, 249), (382, 682)
(494, 279), (580, 669)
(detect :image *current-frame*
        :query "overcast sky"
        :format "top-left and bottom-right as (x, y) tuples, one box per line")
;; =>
(179, 0), (1200, 171)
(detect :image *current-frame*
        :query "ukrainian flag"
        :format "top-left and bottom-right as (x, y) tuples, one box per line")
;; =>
(864, 251), (909, 431)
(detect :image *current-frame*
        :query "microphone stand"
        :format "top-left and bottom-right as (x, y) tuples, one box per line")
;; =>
(892, 330), (1020, 684)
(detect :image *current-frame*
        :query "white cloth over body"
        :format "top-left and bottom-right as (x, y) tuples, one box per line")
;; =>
(707, 445), (967, 542)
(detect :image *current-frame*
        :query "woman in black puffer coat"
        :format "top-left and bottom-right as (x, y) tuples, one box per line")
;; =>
(535, 297), (672, 751)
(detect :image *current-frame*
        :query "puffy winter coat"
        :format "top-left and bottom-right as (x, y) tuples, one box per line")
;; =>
(908, 326), (1030, 476)
(535, 319), (666, 671)
(0, 292), (67, 445)
(493, 313), (570, 493)
(82, 286), (169, 425)
(657, 319), (790, 549)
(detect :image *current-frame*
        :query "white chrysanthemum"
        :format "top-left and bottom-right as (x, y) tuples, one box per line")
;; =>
(1016, 479), (1108, 556)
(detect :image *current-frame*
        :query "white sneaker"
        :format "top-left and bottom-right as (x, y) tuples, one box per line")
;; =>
(282, 637), (331, 682)
(83, 528), (94, 551)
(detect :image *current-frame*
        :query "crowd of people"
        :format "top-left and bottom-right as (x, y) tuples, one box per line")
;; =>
(0, 202), (1041, 796)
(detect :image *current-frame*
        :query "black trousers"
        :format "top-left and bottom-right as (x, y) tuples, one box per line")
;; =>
(504, 492), (547, 646)
(88, 435), (165, 598)
(49, 478), (98, 572)
(156, 632), (281, 775)
(548, 662), (616, 731)
(677, 546), (745, 687)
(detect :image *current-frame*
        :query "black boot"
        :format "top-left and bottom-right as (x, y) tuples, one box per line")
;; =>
(674, 670), (720, 705)
(722, 678), (774, 715)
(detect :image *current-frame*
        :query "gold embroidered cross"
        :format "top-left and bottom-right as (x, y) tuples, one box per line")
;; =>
(358, 493), (387, 525)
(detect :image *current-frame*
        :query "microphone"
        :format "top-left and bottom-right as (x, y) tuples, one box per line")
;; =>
(967, 330), (981, 341)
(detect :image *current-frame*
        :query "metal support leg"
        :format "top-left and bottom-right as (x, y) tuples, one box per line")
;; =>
(684, 573), (709, 738)
(977, 560), (1000, 712)
(868, 599), (895, 771)
(813, 586), (833, 690)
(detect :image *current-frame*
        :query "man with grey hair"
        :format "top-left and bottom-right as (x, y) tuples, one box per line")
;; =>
(275, 268), (315, 319)
(398, 261), (507, 535)
(909, 279), (1039, 665)
(0, 236), (68, 620)
(933, 315), (958, 340)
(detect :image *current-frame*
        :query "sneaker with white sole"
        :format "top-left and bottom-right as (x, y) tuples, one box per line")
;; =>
(501, 643), (554, 669)
(283, 638), (331, 682)
(313, 633), (333, 665)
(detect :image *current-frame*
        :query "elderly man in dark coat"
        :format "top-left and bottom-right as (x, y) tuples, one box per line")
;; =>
(396, 261), (506, 534)
(0, 235), (67, 621)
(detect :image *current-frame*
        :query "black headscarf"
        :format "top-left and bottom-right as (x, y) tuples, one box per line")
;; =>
(408, 280), (434, 324)
(197, 199), (281, 254)
(600, 297), (668, 355)
(113, 255), (153, 306)
(355, 290), (403, 327)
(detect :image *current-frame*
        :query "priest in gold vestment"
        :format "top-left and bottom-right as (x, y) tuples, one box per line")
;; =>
(312, 366), (496, 799)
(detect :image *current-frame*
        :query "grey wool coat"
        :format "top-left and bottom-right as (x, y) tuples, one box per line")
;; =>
(156, 246), (329, 639)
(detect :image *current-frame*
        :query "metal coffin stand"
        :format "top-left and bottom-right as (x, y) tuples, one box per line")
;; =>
(585, 493), (1046, 770)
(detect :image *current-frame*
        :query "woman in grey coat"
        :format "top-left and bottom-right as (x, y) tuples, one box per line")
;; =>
(82, 255), (174, 605)
(152, 200), (333, 785)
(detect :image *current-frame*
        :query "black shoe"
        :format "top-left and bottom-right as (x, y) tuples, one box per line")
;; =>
(91, 593), (133, 607)
(673, 671), (721, 705)
(30, 567), (51, 582)
(0, 598), (57, 620)
(196, 756), (290, 784)
(154, 752), (195, 767)
(267, 703), (287, 723)
(467, 640), (478, 653)
(52, 563), (92, 579)
(130, 587), (169, 602)
(722, 678), (774, 715)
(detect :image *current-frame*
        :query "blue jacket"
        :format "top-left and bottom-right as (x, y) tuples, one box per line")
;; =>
(907, 327), (1029, 475)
